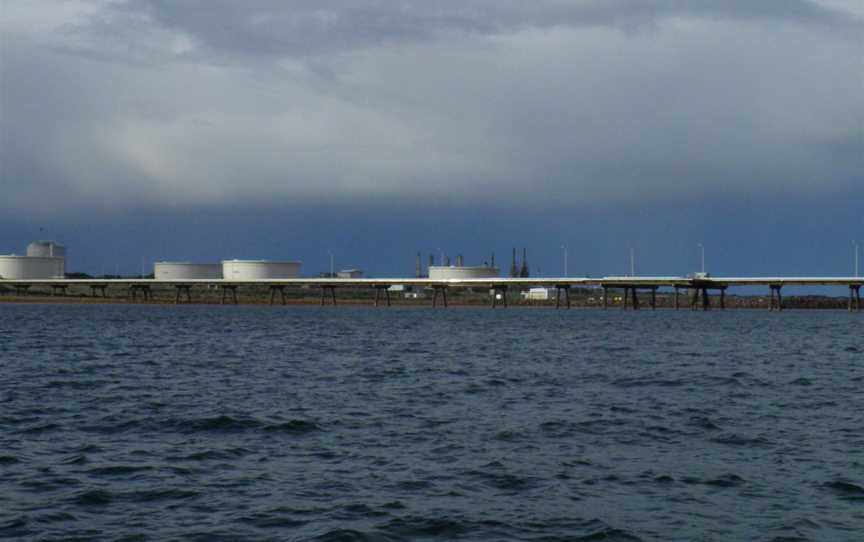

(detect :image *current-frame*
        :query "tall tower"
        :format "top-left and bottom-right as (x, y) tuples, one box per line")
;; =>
(519, 248), (530, 278)
(416, 252), (422, 278)
(510, 248), (518, 277)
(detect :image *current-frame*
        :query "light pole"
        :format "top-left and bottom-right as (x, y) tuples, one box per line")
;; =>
(561, 245), (568, 277)
(629, 247), (635, 277)
(854, 241), (859, 278)
(328, 250), (334, 277)
(697, 243), (705, 274)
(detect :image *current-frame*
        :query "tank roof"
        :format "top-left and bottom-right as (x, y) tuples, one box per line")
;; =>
(155, 261), (220, 265)
(30, 240), (64, 245)
(0, 254), (63, 260)
(222, 259), (302, 264)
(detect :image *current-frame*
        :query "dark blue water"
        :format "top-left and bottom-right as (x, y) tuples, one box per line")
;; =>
(1, 304), (862, 541)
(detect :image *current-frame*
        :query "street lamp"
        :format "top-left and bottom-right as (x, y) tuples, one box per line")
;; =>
(629, 246), (635, 277)
(697, 243), (705, 274)
(854, 241), (859, 278)
(561, 245), (568, 277)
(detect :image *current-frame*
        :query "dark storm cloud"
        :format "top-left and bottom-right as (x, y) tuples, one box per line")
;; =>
(0, 1), (861, 216)
(64, 0), (858, 62)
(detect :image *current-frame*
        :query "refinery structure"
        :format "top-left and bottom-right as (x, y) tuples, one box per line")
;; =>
(2, 239), (862, 312)
(0, 240), (520, 281)
(416, 249), (534, 280)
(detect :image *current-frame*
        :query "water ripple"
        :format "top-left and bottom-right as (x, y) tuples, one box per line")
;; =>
(1, 305), (863, 540)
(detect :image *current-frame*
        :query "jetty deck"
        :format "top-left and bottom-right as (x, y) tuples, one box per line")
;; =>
(1, 276), (862, 311)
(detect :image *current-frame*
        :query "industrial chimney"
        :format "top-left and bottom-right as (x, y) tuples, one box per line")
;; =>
(519, 248), (530, 278)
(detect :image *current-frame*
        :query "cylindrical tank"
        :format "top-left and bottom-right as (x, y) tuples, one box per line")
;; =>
(154, 262), (222, 280)
(27, 241), (66, 258)
(221, 260), (302, 280)
(428, 266), (499, 280)
(0, 255), (65, 279)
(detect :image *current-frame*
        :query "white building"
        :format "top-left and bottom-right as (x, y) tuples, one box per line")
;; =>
(522, 287), (555, 301)
(336, 269), (363, 279)
(389, 284), (425, 298)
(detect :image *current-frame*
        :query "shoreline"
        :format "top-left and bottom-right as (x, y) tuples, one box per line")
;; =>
(0, 294), (858, 310)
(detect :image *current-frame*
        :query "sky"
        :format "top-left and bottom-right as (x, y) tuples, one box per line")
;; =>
(0, 0), (862, 283)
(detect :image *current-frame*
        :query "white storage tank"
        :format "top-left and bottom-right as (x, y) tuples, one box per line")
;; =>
(429, 265), (499, 280)
(222, 260), (302, 280)
(27, 240), (66, 259)
(0, 255), (65, 279)
(154, 262), (222, 280)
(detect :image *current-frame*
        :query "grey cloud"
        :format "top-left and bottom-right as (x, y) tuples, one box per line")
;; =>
(61, 0), (859, 63)
(0, 1), (861, 216)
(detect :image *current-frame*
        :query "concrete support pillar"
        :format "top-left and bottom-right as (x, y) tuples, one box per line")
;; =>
(849, 285), (861, 312)
(769, 285), (783, 312)
(491, 285), (508, 309)
(432, 286), (448, 308)
(270, 286), (288, 306)
(374, 285), (392, 307)
(15, 285), (31, 296)
(602, 286), (608, 310)
(720, 288), (726, 310)
(858, 286), (862, 313)
(674, 287), (680, 310)
(129, 285), (152, 302)
(622, 287), (629, 310)
(90, 284), (108, 298)
(555, 285), (571, 310)
(175, 285), (192, 304)
(50, 284), (67, 297)
(650, 287), (657, 310)
(631, 288), (640, 311)
(690, 288), (699, 311)
(701, 288), (710, 311)
(221, 285), (239, 305)
(320, 286), (337, 306)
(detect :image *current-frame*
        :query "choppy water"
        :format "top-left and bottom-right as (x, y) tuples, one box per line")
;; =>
(1, 304), (863, 541)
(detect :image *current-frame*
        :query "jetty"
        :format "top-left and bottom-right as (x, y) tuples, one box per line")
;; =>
(1, 276), (862, 311)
